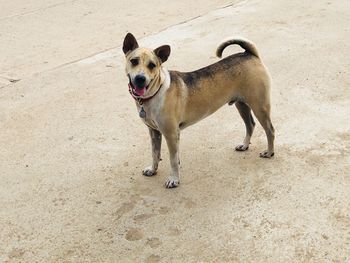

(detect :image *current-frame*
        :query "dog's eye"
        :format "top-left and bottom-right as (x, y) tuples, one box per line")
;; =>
(148, 62), (156, 70)
(130, 58), (139, 66)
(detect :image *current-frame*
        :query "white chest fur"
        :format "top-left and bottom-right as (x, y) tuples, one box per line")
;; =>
(135, 69), (170, 131)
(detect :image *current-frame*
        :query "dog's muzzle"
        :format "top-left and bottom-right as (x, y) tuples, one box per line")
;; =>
(128, 75), (150, 97)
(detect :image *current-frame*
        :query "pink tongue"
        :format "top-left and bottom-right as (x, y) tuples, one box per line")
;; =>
(134, 87), (146, 96)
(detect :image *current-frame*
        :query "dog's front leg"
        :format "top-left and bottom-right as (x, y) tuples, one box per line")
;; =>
(164, 130), (180, 188)
(142, 128), (162, 176)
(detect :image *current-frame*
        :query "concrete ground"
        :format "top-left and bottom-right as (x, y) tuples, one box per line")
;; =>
(1, 0), (349, 262)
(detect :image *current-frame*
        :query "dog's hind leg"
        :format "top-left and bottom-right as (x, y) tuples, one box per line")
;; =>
(249, 103), (275, 158)
(143, 128), (162, 176)
(235, 101), (255, 151)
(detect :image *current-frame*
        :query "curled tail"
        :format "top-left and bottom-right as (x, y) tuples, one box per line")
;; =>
(216, 37), (259, 58)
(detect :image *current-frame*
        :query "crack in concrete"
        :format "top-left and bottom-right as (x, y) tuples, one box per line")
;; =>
(0, 76), (21, 89)
(43, 2), (237, 72)
(0, 1), (239, 90)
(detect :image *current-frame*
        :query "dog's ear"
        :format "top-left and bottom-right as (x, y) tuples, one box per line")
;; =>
(154, 45), (171, 63)
(123, 33), (139, 55)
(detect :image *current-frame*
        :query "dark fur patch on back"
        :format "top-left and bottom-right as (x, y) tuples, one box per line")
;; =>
(170, 52), (252, 88)
(168, 71), (183, 90)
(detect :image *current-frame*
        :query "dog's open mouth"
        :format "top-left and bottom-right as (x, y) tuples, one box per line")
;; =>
(130, 83), (148, 96)
(128, 76), (151, 97)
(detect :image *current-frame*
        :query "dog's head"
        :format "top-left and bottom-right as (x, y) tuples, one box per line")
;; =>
(123, 33), (171, 97)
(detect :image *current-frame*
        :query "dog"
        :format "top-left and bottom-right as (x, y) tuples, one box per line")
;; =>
(123, 33), (274, 188)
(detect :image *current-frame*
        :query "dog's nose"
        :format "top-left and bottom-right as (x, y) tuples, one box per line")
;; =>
(134, 75), (146, 87)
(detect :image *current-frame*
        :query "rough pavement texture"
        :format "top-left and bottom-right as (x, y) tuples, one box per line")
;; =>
(1, 0), (349, 262)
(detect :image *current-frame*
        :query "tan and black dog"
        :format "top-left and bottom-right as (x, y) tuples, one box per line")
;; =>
(123, 33), (274, 188)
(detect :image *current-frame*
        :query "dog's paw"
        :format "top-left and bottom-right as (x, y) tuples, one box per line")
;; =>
(259, 150), (274, 158)
(165, 176), (180, 188)
(235, 144), (249, 151)
(142, 166), (157, 177)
